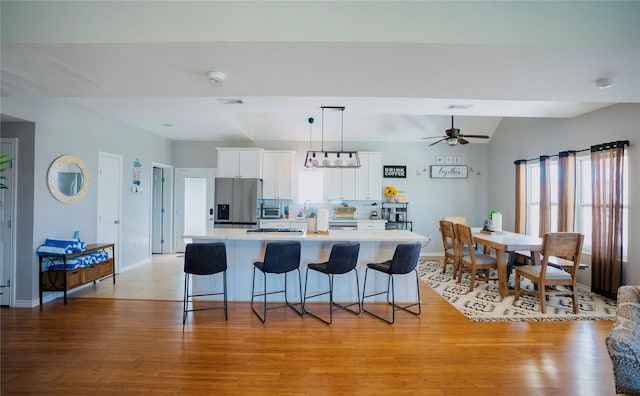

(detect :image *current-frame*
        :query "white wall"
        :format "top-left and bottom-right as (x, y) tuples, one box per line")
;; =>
(488, 104), (639, 285)
(2, 97), (173, 306)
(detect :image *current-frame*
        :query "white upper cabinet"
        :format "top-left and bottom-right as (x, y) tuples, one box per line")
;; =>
(355, 152), (382, 200)
(262, 150), (295, 199)
(216, 148), (263, 178)
(326, 167), (356, 201)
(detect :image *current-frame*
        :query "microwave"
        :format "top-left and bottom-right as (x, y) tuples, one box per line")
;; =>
(261, 203), (282, 219)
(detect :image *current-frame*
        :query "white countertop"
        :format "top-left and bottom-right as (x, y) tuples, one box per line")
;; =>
(186, 228), (428, 243)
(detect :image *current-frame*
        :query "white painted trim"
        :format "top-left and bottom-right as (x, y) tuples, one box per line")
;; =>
(1, 138), (18, 308)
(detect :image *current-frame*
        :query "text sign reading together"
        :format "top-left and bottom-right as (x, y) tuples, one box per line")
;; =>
(430, 165), (468, 179)
(383, 165), (407, 178)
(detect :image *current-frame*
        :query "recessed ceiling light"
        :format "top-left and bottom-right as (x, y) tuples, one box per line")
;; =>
(218, 98), (244, 105)
(593, 77), (617, 89)
(446, 104), (473, 110)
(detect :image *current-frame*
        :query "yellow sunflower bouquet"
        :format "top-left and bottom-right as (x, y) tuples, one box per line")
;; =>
(384, 186), (398, 198)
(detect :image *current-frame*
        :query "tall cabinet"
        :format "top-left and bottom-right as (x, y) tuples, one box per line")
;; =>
(262, 150), (295, 199)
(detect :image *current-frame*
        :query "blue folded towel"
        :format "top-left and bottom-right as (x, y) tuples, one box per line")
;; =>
(37, 237), (87, 255)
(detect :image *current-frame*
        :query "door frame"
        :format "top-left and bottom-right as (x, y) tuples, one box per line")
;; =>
(150, 162), (174, 254)
(1, 138), (17, 307)
(174, 168), (216, 252)
(97, 152), (123, 273)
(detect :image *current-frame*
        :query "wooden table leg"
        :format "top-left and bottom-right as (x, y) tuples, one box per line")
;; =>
(496, 249), (509, 297)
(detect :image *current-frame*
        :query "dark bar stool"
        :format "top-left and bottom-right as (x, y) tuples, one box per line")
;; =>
(361, 242), (422, 324)
(183, 242), (228, 325)
(251, 241), (303, 323)
(303, 242), (361, 324)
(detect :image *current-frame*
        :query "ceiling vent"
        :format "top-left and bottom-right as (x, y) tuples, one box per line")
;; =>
(217, 99), (244, 105)
(446, 104), (473, 110)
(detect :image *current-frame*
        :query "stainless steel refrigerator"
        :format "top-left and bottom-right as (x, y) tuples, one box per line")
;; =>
(214, 178), (262, 229)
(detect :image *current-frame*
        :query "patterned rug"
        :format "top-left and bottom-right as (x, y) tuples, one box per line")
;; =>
(418, 259), (617, 322)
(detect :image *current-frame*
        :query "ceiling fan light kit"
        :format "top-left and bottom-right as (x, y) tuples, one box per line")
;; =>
(304, 106), (361, 169)
(422, 115), (490, 147)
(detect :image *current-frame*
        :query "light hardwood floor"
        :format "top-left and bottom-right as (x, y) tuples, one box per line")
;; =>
(1, 254), (616, 395)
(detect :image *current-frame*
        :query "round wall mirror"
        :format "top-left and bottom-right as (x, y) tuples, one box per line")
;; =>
(47, 154), (90, 203)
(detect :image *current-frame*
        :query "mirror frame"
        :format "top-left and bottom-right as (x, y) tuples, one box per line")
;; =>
(47, 154), (90, 204)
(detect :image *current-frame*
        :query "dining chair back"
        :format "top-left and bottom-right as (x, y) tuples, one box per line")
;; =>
(455, 223), (498, 292)
(183, 242), (228, 325)
(514, 232), (584, 314)
(443, 216), (467, 225)
(439, 220), (458, 278)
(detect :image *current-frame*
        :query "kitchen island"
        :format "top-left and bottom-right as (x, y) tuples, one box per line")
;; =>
(185, 229), (430, 302)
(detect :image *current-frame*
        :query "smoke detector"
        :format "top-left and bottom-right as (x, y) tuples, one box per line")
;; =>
(208, 71), (226, 84)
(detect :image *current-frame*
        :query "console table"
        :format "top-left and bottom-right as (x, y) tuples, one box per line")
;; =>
(39, 243), (115, 305)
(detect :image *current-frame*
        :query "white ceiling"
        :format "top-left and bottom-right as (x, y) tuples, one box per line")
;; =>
(1, 1), (639, 143)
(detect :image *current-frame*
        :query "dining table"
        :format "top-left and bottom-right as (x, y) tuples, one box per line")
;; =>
(471, 228), (543, 297)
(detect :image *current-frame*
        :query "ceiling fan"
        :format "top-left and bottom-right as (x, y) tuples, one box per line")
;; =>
(422, 116), (490, 147)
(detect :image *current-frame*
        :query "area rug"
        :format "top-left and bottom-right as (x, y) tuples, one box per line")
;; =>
(418, 259), (617, 322)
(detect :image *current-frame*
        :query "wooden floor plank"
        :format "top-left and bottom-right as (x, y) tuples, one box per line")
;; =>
(1, 278), (616, 395)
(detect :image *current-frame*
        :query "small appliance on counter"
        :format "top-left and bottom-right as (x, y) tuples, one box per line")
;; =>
(369, 202), (379, 219)
(261, 203), (282, 219)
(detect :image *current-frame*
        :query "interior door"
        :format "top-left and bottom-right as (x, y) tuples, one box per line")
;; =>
(174, 168), (216, 252)
(97, 152), (122, 272)
(0, 139), (16, 306)
(152, 167), (164, 253)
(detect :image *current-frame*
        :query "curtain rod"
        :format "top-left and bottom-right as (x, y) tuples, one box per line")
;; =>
(514, 140), (629, 164)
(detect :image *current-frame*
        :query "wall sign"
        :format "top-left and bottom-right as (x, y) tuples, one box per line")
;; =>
(383, 165), (406, 178)
(430, 165), (468, 179)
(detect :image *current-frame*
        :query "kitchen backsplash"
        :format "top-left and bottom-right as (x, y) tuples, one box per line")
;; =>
(262, 201), (382, 220)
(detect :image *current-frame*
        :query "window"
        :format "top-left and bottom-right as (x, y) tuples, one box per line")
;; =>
(525, 160), (558, 236)
(526, 153), (628, 258)
(297, 169), (323, 204)
(576, 154), (628, 257)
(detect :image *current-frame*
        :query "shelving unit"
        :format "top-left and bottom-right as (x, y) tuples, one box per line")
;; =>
(39, 243), (115, 305)
(382, 202), (412, 231)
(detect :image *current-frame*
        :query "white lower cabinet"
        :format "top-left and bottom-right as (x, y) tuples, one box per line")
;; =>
(357, 220), (387, 230)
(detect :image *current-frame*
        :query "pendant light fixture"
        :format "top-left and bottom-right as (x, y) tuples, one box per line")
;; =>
(303, 106), (361, 168)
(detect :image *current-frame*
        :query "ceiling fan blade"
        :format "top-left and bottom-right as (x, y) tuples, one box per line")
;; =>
(458, 134), (490, 139)
(458, 138), (470, 145)
(428, 137), (447, 146)
(422, 135), (446, 140)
